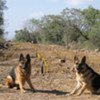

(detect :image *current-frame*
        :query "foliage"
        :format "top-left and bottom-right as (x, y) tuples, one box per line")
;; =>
(14, 6), (100, 49)
(0, 0), (6, 39)
(14, 28), (37, 43)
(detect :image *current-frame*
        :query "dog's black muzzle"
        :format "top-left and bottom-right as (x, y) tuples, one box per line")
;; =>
(76, 64), (83, 73)
(21, 64), (26, 69)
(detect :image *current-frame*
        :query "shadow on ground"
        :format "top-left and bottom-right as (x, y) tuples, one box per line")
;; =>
(27, 89), (68, 95)
(0, 87), (68, 95)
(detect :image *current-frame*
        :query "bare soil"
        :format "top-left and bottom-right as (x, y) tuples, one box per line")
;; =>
(0, 42), (100, 100)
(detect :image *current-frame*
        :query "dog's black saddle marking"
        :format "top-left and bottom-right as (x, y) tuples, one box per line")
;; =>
(9, 67), (16, 81)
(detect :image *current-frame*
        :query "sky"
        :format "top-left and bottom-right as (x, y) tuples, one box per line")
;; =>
(4, 0), (100, 40)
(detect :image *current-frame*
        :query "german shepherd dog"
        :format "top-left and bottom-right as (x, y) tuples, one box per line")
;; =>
(5, 53), (35, 93)
(70, 56), (100, 95)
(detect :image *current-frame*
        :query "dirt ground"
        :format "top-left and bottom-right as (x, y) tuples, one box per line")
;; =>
(0, 42), (100, 100)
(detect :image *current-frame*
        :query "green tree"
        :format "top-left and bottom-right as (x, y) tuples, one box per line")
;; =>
(61, 8), (83, 44)
(15, 28), (37, 43)
(82, 6), (100, 48)
(40, 15), (65, 44)
(14, 6), (100, 49)
(0, 0), (7, 39)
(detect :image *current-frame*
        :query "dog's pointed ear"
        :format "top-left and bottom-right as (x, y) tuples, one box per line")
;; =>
(19, 53), (24, 61)
(26, 54), (31, 62)
(74, 55), (79, 63)
(81, 56), (86, 63)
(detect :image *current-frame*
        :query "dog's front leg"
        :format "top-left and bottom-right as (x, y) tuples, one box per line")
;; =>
(76, 82), (86, 95)
(26, 77), (35, 91)
(70, 81), (82, 95)
(19, 81), (26, 93)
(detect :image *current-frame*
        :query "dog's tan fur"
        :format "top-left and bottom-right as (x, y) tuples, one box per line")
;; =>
(70, 56), (99, 96)
(5, 53), (35, 93)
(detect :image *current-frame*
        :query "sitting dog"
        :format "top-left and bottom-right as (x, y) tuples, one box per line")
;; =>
(5, 53), (35, 93)
(70, 56), (100, 95)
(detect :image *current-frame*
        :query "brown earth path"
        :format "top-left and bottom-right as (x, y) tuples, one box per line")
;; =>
(0, 42), (100, 100)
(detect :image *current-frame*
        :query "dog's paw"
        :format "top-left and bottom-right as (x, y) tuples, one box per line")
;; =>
(66, 93), (72, 96)
(75, 93), (81, 96)
(21, 89), (26, 93)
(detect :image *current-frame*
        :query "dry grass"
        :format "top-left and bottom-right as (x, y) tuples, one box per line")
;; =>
(0, 42), (100, 100)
